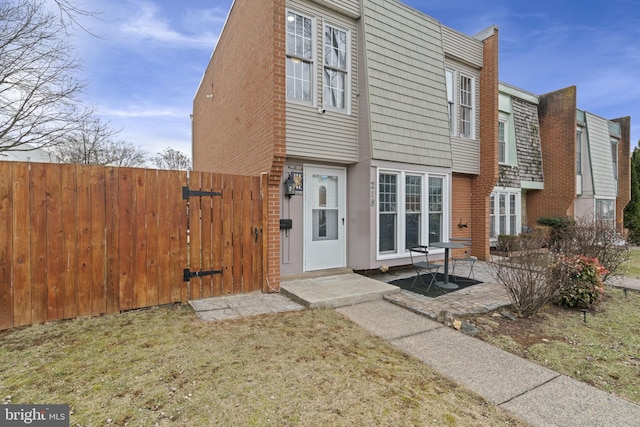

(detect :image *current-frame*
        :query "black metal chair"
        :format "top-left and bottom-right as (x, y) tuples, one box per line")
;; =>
(450, 238), (477, 283)
(409, 245), (441, 293)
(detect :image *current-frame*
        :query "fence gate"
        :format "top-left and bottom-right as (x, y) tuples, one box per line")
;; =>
(183, 172), (264, 300)
(0, 162), (266, 331)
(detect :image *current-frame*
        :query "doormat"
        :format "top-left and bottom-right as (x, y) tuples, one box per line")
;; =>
(389, 273), (481, 298)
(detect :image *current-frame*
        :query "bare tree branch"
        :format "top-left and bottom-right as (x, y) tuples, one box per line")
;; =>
(105, 140), (147, 167)
(54, 113), (147, 167)
(150, 147), (192, 170)
(50, 0), (103, 36)
(0, 0), (88, 152)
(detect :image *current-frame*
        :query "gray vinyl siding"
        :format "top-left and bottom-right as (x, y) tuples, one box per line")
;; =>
(286, 0), (358, 163)
(313, 0), (360, 18)
(361, 0), (452, 168)
(442, 26), (483, 68)
(585, 112), (617, 197)
(443, 26), (482, 174)
(446, 58), (480, 174)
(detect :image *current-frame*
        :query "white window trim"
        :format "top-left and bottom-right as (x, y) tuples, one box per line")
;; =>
(611, 138), (619, 196)
(458, 73), (476, 140)
(321, 20), (351, 114)
(445, 69), (456, 136)
(490, 188), (521, 241)
(595, 198), (616, 225)
(576, 127), (584, 175)
(376, 169), (451, 260)
(498, 118), (508, 164)
(576, 127), (584, 196)
(285, 9), (317, 107)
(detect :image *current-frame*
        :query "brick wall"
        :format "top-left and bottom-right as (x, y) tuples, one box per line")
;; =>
(192, 0), (285, 181)
(612, 116), (632, 233)
(451, 173), (472, 258)
(192, 0), (286, 290)
(268, 0), (286, 289)
(470, 27), (499, 260)
(528, 86), (577, 224)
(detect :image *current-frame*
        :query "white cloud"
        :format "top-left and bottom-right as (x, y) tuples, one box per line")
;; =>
(119, 1), (219, 49)
(102, 106), (185, 119)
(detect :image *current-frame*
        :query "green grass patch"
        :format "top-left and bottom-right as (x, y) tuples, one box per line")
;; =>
(527, 289), (640, 403)
(625, 246), (640, 279)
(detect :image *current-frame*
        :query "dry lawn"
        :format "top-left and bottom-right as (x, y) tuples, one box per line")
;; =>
(0, 305), (525, 426)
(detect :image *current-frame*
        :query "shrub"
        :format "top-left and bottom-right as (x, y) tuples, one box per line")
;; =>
(551, 216), (629, 281)
(495, 228), (548, 253)
(551, 254), (607, 308)
(537, 216), (575, 229)
(537, 216), (575, 247)
(491, 231), (557, 318)
(496, 234), (520, 252)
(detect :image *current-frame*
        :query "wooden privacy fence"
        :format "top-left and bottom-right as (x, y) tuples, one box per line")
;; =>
(0, 161), (265, 330)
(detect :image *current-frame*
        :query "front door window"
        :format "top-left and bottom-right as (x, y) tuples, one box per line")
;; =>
(312, 175), (338, 241)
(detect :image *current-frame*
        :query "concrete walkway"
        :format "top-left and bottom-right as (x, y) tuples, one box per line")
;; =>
(609, 275), (640, 292)
(337, 300), (640, 426)
(189, 292), (305, 321)
(191, 266), (640, 426)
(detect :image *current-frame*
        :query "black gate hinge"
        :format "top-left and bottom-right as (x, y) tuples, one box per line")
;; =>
(182, 186), (222, 200)
(183, 268), (222, 282)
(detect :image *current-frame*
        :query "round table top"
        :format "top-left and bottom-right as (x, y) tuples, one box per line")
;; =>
(431, 241), (466, 249)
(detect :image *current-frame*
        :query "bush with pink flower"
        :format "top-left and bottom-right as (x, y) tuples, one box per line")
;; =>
(551, 254), (608, 308)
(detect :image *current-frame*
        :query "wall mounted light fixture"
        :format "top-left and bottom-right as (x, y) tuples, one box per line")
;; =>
(283, 174), (295, 198)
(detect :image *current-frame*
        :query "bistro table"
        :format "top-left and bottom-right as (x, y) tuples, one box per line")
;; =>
(430, 241), (466, 290)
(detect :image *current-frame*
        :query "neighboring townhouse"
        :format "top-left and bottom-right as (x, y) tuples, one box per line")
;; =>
(0, 143), (59, 163)
(529, 87), (630, 232)
(192, 0), (498, 288)
(352, 4), (498, 272)
(446, 25), (499, 262)
(489, 83), (544, 243)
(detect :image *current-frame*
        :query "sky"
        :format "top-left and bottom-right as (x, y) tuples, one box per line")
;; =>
(69, 0), (640, 160)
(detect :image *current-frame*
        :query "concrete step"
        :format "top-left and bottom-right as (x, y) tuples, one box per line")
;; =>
(280, 273), (400, 308)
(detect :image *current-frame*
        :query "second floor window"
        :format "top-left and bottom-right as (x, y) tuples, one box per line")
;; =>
(459, 75), (473, 138)
(286, 11), (313, 103)
(498, 120), (507, 163)
(323, 25), (348, 110)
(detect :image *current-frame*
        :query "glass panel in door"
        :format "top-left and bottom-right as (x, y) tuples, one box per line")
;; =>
(312, 174), (338, 241)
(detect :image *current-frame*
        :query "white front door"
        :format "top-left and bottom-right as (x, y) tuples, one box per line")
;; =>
(304, 165), (346, 271)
